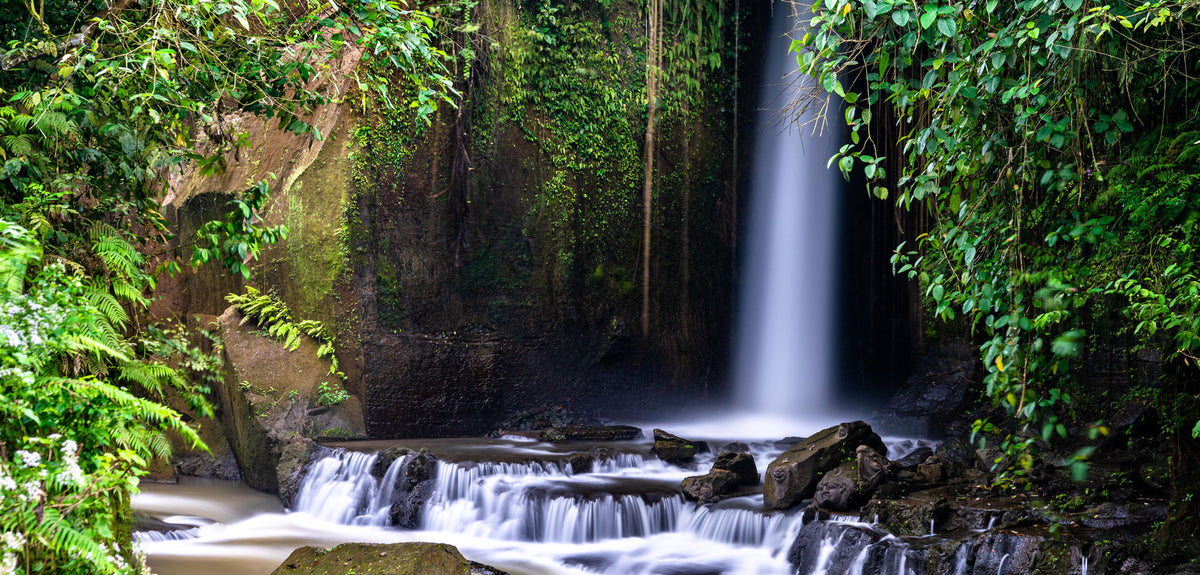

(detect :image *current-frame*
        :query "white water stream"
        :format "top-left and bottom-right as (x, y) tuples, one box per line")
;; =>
(135, 442), (807, 575)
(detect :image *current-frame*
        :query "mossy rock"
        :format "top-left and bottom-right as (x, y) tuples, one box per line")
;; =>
(270, 542), (506, 575)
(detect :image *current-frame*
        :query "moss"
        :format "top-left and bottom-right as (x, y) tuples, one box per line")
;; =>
(270, 542), (477, 575)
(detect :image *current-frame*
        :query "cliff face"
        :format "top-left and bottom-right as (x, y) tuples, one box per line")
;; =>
(159, 0), (745, 437)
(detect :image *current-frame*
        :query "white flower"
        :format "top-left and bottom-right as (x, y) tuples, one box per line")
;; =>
(15, 450), (41, 468)
(0, 532), (25, 550)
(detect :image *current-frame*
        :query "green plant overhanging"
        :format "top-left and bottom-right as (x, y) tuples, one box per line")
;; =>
(226, 286), (345, 381)
(801, 0), (1200, 487)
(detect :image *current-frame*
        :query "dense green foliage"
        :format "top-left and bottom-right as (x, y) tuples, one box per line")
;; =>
(801, 0), (1200, 554)
(1, 0), (453, 572)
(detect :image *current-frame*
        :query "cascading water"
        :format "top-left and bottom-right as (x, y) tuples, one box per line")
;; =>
(735, 2), (841, 420)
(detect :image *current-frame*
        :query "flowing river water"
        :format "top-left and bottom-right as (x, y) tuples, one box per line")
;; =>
(133, 434), (940, 575)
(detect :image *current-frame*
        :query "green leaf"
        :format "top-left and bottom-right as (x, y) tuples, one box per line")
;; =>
(937, 18), (956, 37)
(919, 9), (938, 29)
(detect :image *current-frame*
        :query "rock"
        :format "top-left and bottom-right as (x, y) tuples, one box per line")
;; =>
(565, 453), (594, 473)
(712, 451), (759, 485)
(811, 446), (888, 512)
(371, 446), (413, 479)
(682, 470), (741, 503)
(787, 521), (886, 574)
(857, 445), (889, 488)
(270, 542), (506, 575)
(891, 446), (934, 471)
(918, 461), (945, 483)
(872, 339), (979, 437)
(538, 425), (643, 442)
(763, 421), (887, 509)
(773, 436), (805, 450)
(276, 438), (317, 508)
(390, 478), (436, 529)
(719, 441), (750, 453)
(212, 306), (367, 493)
(651, 429), (699, 463)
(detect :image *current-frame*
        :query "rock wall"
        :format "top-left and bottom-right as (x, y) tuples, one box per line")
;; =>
(154, 0), (768, 438)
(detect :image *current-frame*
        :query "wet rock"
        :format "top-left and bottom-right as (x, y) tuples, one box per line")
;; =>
(390, 479), (436, 529)
(1078, 500), (1167, 529)
(565, 453), (595, 474)
(371, 446), (413, 479)
(812, 446), (888, 512)
(763, 421), (887, 509)
(891, 446), (934, 471)
(538, 425), (643, 442)
(712, 451), (759, 485)
(787, 521), (882, 573)
(276, 438), (318, 508)
(651, 429), (699, 463)
(682, 470), (741, 503)
(270, 541), (506, 574)
(872, 339), (979, 437)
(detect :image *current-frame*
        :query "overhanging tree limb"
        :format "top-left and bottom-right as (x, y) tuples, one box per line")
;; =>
(1, 0), (133, 71)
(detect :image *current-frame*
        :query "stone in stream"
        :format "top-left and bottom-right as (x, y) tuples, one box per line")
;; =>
(762, 421), (887, 510)
(712, 451), (759, 485)
(538, 425), (643, 442)
(682, 469), (742, 503)
(384, 449), (438, 528)
(650, 428), (701, 463)
(811, 445), (889, 511)
(271, 542), (508, 574)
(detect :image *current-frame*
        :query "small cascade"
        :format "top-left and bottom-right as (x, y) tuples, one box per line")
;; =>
(952, 542), (972, 575)
(997, 553), (1010, 575)
(1082, 554), (1089, 575)
(292, 449), (410, 526)
(681, 505), (799, 547)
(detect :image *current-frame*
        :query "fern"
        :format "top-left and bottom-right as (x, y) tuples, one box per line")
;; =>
(226, 287), (344, 379)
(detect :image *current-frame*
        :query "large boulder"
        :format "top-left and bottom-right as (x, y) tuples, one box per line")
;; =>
(270, 542), (506, 575)
(212, 306), (367, 493)
(682, 470), (741, 503)
(763, 421), (886, 509)
(651, 429), (701, 464)
(712, 451), (759, 485)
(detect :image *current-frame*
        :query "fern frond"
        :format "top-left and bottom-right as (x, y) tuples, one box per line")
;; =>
(64, 335), (132, 363)
(86, 283), (129, 329)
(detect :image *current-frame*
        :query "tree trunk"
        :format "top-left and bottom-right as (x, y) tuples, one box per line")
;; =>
(641, 0), (661, 339)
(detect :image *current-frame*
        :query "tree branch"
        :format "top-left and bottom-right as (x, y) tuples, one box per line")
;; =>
(1, 0), (134, 71)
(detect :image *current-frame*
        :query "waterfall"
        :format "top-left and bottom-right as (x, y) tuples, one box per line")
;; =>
(735, 2), (840, 418)
(288, 449), (804, 550)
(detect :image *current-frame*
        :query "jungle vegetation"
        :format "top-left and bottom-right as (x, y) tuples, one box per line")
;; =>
(801, 0), (1200, 559)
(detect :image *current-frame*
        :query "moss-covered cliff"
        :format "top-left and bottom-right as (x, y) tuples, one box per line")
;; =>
(158, 0), (750, 437)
